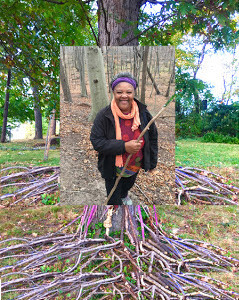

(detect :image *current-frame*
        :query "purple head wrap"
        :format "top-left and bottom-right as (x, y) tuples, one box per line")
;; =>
(111, 77), (137, 90)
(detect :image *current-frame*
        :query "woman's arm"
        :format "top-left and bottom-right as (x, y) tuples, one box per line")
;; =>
(90, 110), (125, 156)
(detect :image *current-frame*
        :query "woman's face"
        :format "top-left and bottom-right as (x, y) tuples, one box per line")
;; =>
(113, 82), (135, 114)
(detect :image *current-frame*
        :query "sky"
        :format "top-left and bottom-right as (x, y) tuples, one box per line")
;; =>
(143, 3), (239, 103)
(197, 48), (238, 102)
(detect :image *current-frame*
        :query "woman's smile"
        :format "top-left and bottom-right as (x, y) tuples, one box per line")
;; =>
(113, 82), (135, 113)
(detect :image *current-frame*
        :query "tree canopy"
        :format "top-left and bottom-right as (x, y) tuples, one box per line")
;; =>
(0, 0), (239, 139)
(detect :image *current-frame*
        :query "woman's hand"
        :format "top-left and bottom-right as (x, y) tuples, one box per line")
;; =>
(125, 140), (142, 154)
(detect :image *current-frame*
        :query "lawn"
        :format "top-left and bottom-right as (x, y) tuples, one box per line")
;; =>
(0, 139), (60, 168)
(176, 139), (239, 185)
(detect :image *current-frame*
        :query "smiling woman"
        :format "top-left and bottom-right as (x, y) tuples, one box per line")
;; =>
(90, 72), (158, 205)
(113, 82), (135, 113)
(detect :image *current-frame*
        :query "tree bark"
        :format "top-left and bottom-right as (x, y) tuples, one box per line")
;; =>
(98, 0), (142, 46)
(140, 46), (149, 104)
(32, 85), (43, 139)
(44, 109), (56, 160)
(60, 46), (73, 102)
(51, 118), (56, 135)
(136, 48), (160, 95)
(75, 47), (88, 97)
(1, 68), (11, 143)
(86, 47), (109, 121)
(193, 88), (201, 114)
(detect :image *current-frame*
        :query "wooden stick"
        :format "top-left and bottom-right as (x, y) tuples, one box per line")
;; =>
(106, 97), (174, 204)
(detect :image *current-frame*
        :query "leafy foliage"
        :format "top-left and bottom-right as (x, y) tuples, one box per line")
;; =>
(0, 0), (97, 126)
(139, 0), (239, 49)
(202, 132), (239, 144)
(203, 102), (239, 137)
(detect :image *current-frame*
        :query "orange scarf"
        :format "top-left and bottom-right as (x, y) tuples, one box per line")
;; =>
(111, 98), (141, 167)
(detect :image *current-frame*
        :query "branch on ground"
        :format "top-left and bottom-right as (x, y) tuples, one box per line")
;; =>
(1, 205), (239, 299)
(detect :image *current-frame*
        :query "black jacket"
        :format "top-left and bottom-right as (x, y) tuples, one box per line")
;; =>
(90, 99), (158, 179)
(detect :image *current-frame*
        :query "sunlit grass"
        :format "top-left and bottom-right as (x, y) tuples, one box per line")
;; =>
(0, 139), (60, 168)
(175, 139), (239, 185)
(176, 139), (239, 168)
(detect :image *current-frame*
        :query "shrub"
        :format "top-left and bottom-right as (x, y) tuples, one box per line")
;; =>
(202, 132), (239, 144)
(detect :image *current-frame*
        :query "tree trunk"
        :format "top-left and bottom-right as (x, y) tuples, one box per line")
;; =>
(193, 87), (201, 114)
(51, 118), (56, 135)
(32, 85), (43, 139)
(44, 109), (56, 160)
(140, 46), (149, 104)
(1, 68), (11, 143)
(75, 47), (88, 97)
(137, 48), (160, 95)
(95, 0), (145, 229)
(86, 47), (109, 121)
(98, 0), (142, 46)
(60, 46), (73, 102)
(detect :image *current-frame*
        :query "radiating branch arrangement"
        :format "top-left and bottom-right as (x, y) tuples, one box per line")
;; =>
(0, 166), (60, 206)
(1, 205), (239, 299)
(176, 167), (239, 205)
(1, 165), (238, 206)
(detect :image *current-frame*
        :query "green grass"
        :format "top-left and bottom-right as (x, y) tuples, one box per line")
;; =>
(176, 139), (239, 185)
(176, 139), (239, 168)
(0, 139), (60, 168)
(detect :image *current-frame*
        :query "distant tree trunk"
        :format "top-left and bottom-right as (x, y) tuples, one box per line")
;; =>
(51, 118), (56, 135)
(136, 48), (160, 96)
(105, 47), (111, 93)
(32, 85), (43, 139)
(166, 53), (175, 97)
(193, 88), (201, 114)
(86, 47), (109, 121)
(140, 46), (149, 104)
(98, 0), (142, 46)
(60, 46), (72, 102)
(75, 47), (88, 97)
(1, 68), (11, 143)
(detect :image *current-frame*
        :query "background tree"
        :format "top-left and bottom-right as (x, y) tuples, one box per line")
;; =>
(32, 84), (43, 139)
(221, 44), (239, 105)
(0, 68), (11, 142)
(140, 46), (149, 104)
(0, 0), (97, 142)
(60, 47), (73, 103)
(74, 47), (88, 97)
(175, 33), (239, 141)
(86, 47), (109, 121)
(1, 0), (238, 142)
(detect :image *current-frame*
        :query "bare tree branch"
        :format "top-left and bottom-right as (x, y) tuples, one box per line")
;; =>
(119, 13), (177, 46)
(77, 0), (100, 46)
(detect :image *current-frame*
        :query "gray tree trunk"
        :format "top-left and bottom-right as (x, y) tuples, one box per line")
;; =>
(98, 0), (142, 46)
(32, 85), (43, 139)
(75, 47), (88, 97)
(1, 68), (11, 143)
(60, 46), (73, 102)
(86, 47), (109, 121)
(140, 46), (149, 104)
